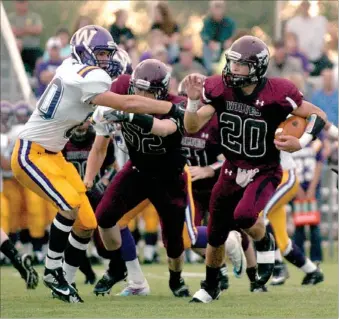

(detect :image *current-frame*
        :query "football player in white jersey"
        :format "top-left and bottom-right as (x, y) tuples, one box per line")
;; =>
(11, 25), (181, 303)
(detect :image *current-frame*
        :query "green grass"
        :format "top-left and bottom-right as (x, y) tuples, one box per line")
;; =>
(1, 261), (338, 318)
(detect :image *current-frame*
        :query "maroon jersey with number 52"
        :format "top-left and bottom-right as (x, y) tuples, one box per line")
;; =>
(201, 76), (303, 170)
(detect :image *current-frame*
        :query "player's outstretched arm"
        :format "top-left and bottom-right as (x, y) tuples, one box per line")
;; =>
(91, 91), (173, 115)
(84, 135), (110, 189)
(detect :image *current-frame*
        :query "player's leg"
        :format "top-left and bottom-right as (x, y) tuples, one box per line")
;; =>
(150, 172), (188, 298)
(94, 163), (148, 295)
(0, 228), (38, 289)
(11, 140), (84, 301)
(265, 170), (323, 285)
(141, 203), (160, 264)
(234, 169), (281, 286)
(191, 170), (241, 303)
(0, 192), (10, 235)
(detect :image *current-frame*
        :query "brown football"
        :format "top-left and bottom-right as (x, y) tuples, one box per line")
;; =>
(275, 115), (307, 139)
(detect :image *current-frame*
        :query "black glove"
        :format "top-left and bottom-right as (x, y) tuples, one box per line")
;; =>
(103, 109), (132, 123)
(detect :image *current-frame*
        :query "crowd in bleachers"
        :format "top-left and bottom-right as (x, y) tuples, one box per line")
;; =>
(2, 0), (338, 266)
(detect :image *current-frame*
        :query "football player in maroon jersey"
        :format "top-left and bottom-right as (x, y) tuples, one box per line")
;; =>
(184, 35), (334, 303)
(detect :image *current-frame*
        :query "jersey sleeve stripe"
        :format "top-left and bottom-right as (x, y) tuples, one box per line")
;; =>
(77, 66), (99, 78)
(285, 96), (298, 110)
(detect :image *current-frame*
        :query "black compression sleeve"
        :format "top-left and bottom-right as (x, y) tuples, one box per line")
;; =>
(131, 114), (154, 133)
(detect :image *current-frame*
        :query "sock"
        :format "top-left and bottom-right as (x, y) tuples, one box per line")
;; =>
(283, 240), (312, 270)
(192, 226), (207, 249)
(169, 269), (182, 288)
(63, 231), (91, 284)
(255, 231), (270, 251)
(79, 254), (96, 279)
(144, 232), (158, 260)
(32, 237), (44, 253)
(8, 233), (18, 244)
(206, 265), (220, 288)
(246, 266), (257, 283)
(0, 239), (21, 268)
(126, 259), (146, 284)
(275, 249), (283, 262)
(19, 229), (31, 245)
(45, 213), (74, 271)
(120, 228), (137, 262)
(131, 228), (141, 245)
(301, 258), (317, 274)
(107, 248), (127, 278)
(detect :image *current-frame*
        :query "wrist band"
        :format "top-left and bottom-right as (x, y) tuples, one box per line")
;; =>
(327, 124), (338, 139)
(187, 99), (200, 113)
(299, 132), (313, 148)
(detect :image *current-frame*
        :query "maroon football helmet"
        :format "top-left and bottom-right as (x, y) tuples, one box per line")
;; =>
(129, 59), (171, 100)
(222, 35), (270, 88)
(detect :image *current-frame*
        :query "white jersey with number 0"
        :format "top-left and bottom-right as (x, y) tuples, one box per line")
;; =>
(19, 58), (112, 152)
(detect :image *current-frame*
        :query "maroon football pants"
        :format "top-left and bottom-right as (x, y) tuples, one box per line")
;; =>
(95, 161), (187, 258)
(208, 161), (282, 247)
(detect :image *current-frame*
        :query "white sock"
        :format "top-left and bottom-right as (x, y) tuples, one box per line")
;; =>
(301, 258), (317, 274)
(63, 262), (78, 284)
(275, 249), (283, 262)
(45, 249), (63, 270)
(143, 245), (155, 261)
(126, 258), (146, 284)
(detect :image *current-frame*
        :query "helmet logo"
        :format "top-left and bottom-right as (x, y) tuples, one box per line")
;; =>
(228, 50), (242, 60)
(75, 29), (97, 45)
(162, 72), (171, 87)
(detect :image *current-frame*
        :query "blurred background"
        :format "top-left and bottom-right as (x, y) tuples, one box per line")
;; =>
(1, 0), (338, 265)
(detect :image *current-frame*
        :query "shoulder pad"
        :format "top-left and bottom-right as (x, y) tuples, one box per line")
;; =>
(202, 75), (224, 104)
(111, 74), (131, 95)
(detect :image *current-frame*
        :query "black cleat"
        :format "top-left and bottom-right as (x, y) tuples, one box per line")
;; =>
(218, 265), (229, 291)
(190, 280), (221, 303)
(250, 281), (268, 292)
(301, 268), (324, 285)
(170, 277), (190, 297)
(255, 233), (275, 286)
(270, 261), (289, 286)
(17, 254), (39, 289)
(44, 267), (81, 303)
(93, 270), (127, 296)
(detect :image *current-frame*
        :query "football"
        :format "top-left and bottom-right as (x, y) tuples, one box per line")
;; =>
(275, 115), (307, 139)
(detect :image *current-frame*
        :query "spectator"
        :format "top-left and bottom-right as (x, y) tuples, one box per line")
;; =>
(8, 0), (43, 75)
(311, 68), (338, 126)
(171, 47), (207, 83)
(139, 29), (167, 62)
(152, 45), (169, 65)
(285, 73), (312, 102)
(35, 37), (63, 97)
(266, 40), (304, 78)
(285, 0), (332, 76)
(151, 2), (180, 64)
(171, 35), (204, 66)
(109, 10), (135, 52)
(200, 0), (236, 75)
(284, 32), (311, 74)
(72, 16), (93, 34)
(42, 28), (71, 62)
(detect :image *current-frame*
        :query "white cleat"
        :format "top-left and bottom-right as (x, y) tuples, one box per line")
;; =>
(117, 280), (150, 296)
(225, 231), (246, 278)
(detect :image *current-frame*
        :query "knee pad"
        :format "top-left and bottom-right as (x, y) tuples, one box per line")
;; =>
(234, 209), (258, 230)
(166, 242), (184, 259)
(207, 226), (228, 247)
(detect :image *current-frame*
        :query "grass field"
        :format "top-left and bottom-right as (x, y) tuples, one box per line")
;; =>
(1, 259), (338, 318)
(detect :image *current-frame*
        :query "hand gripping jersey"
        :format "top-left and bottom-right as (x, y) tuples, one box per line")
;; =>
(202, 76), (303, 170)
(95, 74), (187, 176)
(19, 58), (112, 152)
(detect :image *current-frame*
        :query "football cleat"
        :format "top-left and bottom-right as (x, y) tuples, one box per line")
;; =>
(218, 264), (229, 291)
(170, 277), (190, 297)
(190, 281), (221, 303)
(52, 283), (84, 303)
(255, 233), (275, 285)
(117, 280), (150, 296)
(93, 270), (127, 296)
(301, 268), (324, 285)
(250, 280), (268, 293)
(226, 231), (246, 278)
(43, 267), (77, 302)
(270, 261), (289, 286)
(19, 254), (39, 289)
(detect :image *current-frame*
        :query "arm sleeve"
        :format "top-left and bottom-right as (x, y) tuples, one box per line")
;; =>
(80, 68), (112, 104)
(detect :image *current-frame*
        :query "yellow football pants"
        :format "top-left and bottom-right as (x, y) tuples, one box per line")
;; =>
(11, 139), (97, 232)
(265, 169), (299, 252)
(0, 192), (10, 234)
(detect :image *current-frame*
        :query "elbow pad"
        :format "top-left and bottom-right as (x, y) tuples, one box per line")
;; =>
(305, 114), (326, 138)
